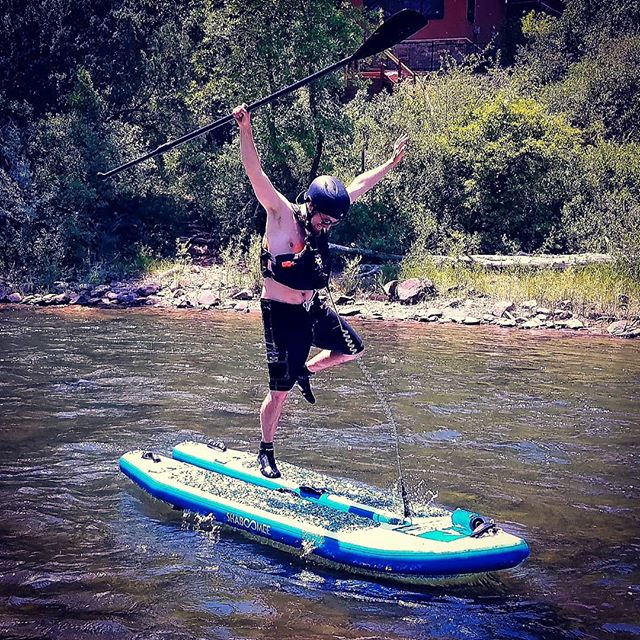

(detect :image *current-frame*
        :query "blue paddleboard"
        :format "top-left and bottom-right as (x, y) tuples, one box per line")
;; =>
(120, 442), (529, 582)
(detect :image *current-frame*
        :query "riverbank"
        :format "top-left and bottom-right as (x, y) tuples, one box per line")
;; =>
(1, 259), (638, 339)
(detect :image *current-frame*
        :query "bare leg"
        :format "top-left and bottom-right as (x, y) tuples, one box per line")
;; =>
(306, 348), (363, 374)
(260, 390), (289, 443)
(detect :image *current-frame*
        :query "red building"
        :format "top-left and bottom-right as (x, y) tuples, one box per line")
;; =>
(352, 0), (563, 74)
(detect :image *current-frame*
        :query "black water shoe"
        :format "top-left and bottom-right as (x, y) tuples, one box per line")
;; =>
(296, 367), (316, 404)
(258, 441), (281, 479)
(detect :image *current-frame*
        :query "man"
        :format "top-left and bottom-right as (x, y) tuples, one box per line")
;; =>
(232, 104), (407, 478)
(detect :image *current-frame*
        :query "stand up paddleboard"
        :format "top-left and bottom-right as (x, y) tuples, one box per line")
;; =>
(120, 441), (529, 582)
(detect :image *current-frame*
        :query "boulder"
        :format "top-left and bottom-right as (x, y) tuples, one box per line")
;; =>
(91, 285), (110, 297)
(443, 310), (466, 323)
(492, 300), (515, 317)
(497, 318), (516, 328)
(396, 278), (436, 304)
(51, 293), (70, 305)
(69, 293), (89, 305)
(233, 301), (250, 312)
(383, 279), (398, 299)
(7, 292), (22, 303)
(607, 320), (629, 336)
(462, 316), (481, 325)
(338, 306), (362, 317)
(565, 319), (585, 330)
(231, 288), (253, 301)
(137, 282), (162, 297)
(522, 318), (542, 329)
(197, 291), (220, 309)
(482, 314), (496, 323)
(522, 299), (537, 310)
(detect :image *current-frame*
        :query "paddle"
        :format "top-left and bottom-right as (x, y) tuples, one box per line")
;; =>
(97, 9), (429, 179)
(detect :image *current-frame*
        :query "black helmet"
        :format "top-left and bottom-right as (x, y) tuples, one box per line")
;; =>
(304, 175), (350, 220)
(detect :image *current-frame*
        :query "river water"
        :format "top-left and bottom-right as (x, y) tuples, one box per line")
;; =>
(0, 305), (638, 640)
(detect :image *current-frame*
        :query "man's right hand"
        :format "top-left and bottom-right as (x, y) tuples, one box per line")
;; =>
(233, 104), (251, 130)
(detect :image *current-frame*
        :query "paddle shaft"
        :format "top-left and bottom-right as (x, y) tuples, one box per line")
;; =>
(97, 57), (349, 179)
(98, 9), (429, 179)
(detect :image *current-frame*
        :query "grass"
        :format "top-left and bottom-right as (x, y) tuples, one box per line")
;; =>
(399, 258), (640, 318)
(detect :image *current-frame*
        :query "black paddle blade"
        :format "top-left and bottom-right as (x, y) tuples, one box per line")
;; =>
(350, 9), (430, 62)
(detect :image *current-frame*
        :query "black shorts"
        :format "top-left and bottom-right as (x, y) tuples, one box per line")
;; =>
(260, 296), (364, 392)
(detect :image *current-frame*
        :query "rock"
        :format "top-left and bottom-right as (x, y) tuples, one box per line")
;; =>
(91, 285), (110, 297)
(231, 288), (253, 301)
(190, 265), (201, 273)
(424, 307), (443, 318)
(200, 282), (212, 290)
(172, 288), (185, 298)
(51, 293), (70, 305)
(338, 306), (362, 317)
(233, 301), (250, 312)
(515, 317), (528, 325)
(482, 314), (496, 323)
(69, 293), (88, 305)
(462, 316), (481, 325)
(117, 292), (140, 305)
(537, 307), (552, 315)
(334, 295), (354, 305)
(522, 318), (542, 329)
(39, 293), (57, 305)
(554, 310), (573, 320)
(105, 291), (119, 300)
(545, 321), (555, 329)
(383, 280), (398, 299)
(7, 292), (22, 303)
(21, 295), (37, 304)
(565, 319), (585, 330)
(176, 297), (192, 308)
(522, 299), (537, 309)
(497, 318), (516, 327)
(607, 320), (629, 335)
(627, 328), (640, 338)
(87, 296), (103, 306)
(137, 282), (162, 297)
(396, 278), (436, 304)
(197, 291), (220, 309)
(443, 310), (466, 323)
(492, 301), (515, 317)
(445, 297), (463, 308)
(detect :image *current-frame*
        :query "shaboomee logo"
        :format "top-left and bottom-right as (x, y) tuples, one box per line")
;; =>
(226, 512), (271, 535)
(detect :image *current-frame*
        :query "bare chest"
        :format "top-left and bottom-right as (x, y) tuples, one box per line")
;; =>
(264, 211), (306, 256)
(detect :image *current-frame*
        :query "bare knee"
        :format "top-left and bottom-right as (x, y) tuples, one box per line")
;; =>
(264, 390), (289, 407)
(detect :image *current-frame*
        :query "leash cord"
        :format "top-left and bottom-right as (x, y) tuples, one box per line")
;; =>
(324, 285), (412, 520)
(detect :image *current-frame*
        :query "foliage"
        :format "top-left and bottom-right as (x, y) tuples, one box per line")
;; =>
(1, 0), (639, 292)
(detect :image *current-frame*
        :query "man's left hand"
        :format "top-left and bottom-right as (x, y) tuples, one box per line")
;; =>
(391, 134), (409, 167)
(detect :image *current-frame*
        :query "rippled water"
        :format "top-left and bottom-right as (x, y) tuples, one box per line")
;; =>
(1, 305), (639, 639)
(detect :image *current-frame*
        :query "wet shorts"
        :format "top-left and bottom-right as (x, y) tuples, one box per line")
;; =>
(260, 296), (364, 392)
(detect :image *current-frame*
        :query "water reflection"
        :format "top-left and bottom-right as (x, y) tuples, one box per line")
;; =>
(1, 305), (639, 639)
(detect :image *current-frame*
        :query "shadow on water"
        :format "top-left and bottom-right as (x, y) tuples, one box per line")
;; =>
(1, 306), (639, 639)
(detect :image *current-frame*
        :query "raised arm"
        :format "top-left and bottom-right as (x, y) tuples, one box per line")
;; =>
(233, 104), (290, 215)
(346, 134), (408, 203)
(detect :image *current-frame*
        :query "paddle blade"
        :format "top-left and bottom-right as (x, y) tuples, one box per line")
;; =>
(350, 9), (430, 62)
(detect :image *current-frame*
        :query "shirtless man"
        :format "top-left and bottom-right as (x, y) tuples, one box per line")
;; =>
(233, 104), (407, 478)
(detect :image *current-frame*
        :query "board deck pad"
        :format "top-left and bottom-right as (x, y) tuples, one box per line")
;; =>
(172, 441), (436, 525)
